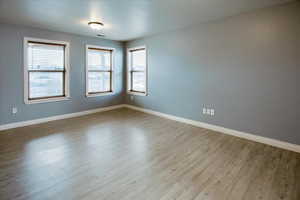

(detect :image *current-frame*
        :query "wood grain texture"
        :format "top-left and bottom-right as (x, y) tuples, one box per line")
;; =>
(0, 108), (299, 200)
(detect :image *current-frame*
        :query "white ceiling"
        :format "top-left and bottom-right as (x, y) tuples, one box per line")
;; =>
(0, 0), (294, 41)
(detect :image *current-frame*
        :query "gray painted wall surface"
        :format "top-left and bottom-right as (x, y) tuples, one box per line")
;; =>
(0, 24), (124, 125)
(0, 3), (299, 145)
(126, 3), (300, 144)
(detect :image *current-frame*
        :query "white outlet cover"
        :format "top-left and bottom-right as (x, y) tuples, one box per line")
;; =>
(211, 109), (215, 116)
(12, 107), (18, 114)
(203, 108), (206, 114)
(206, 109), (211, 115)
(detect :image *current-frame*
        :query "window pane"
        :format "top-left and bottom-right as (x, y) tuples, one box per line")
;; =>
(29, 72), (64, 99)
(28, 43), (64, 70)
(132, 49), (146, 71)
(132, 72), (145, 92)
(88, 72), (111, 93)
(88, 49), (111, 71)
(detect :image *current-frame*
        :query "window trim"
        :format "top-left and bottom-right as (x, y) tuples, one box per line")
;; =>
(126, 46), (148, 96)
(23, 37), (70, 104)
(85, 45), (115, 97)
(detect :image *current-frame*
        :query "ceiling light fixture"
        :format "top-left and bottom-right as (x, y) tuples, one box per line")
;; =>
(88, 22), (104, 30)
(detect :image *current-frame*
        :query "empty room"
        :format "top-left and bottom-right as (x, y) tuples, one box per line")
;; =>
(0, 0), (299, 199)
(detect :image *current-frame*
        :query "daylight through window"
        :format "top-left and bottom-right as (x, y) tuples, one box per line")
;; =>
(86, 46), (114, 96)
(127, 47), (147, 95)
(24, 39), (69, 103)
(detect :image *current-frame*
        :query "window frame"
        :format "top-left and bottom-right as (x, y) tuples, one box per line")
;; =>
(23, 37), (70, 104)
(85, 45), (115, 97)
(127, 46), (148, 96)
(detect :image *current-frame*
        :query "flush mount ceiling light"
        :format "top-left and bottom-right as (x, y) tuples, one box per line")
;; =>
(88, 22), (104, 30)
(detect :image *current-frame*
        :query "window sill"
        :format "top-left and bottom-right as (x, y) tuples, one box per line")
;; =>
(25, 96), (70, 104)
(127, 91), (147, 96)
(86, 92), (114, 98)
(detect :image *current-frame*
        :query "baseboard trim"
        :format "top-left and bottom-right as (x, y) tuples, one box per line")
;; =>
(124, 104), (300, 153)
(0, 104), (125, 131)
(1, 104), (299, 153)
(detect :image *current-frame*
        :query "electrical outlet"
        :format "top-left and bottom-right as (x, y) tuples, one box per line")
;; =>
(206, 109), (211, 115)
(12, 107), (18, 114)
(203, 107), (215, 116)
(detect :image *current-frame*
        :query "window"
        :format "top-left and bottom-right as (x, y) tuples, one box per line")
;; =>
(86, 45), (114, 97)
(24, 38), (70, 104)
(127, 46), (147, 95)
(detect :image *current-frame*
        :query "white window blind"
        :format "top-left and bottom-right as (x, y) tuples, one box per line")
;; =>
(86, 47), (113, 94)
(26, 41), (66, 100)
(128, 47), (147, 94)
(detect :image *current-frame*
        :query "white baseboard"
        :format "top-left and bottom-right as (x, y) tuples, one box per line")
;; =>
(0, 104), (125, 131)
(124, 104), (300, 153)
(1, 103), (299, 153)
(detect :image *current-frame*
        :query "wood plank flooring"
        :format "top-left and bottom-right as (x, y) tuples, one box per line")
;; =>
(0, 108), (299, 200)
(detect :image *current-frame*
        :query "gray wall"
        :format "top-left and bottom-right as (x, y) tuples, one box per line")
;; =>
(126, 3), (300, 144)
(0, 3), (299, 145)
(0, 24), (124, 125)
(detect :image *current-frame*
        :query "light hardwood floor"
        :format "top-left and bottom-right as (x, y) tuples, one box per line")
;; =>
(0, 108), (299, 200)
